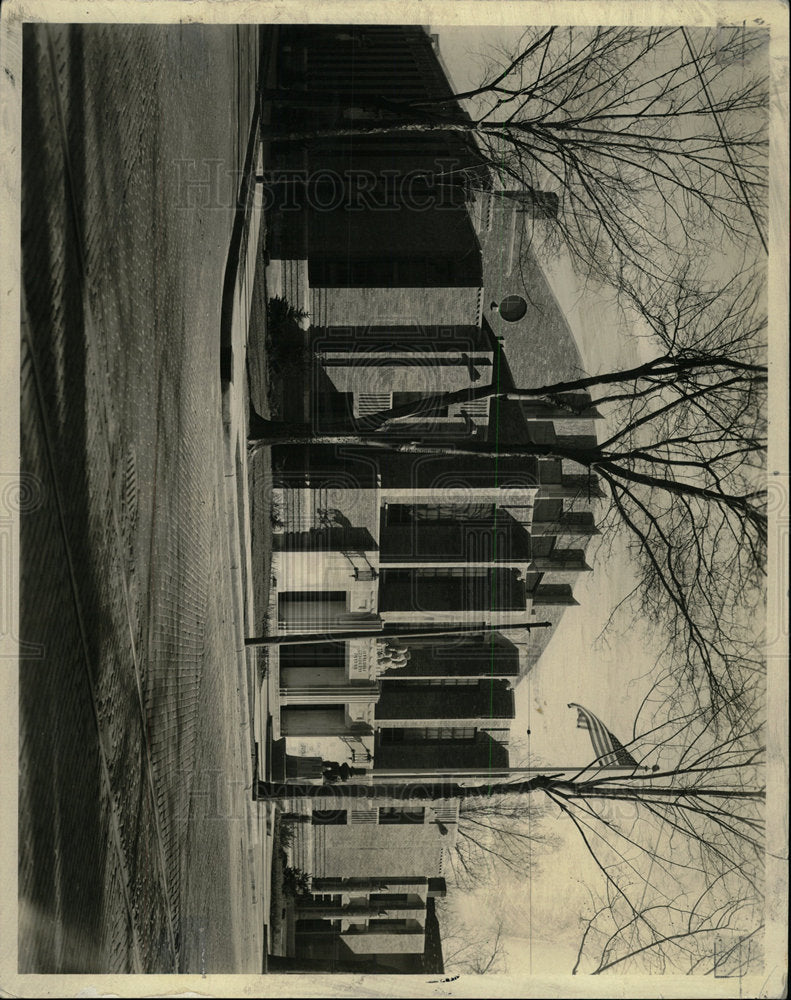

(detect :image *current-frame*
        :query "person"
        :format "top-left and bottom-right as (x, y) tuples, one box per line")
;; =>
(321, 760), (366, 783)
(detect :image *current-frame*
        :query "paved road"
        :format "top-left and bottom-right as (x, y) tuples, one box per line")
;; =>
(19, 22), (263, 973)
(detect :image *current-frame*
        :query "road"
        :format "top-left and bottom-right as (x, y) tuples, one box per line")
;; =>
(19, 22), (265, 973)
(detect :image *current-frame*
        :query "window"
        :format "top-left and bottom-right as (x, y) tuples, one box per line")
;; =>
(279, 591), (347, 605)
(539, 459), (562, 484)
(312, 809), (348, 826)
(426, 678), (478, 686)
(295, 918), (337, 932)
(385, 503), (496, 524)
(430, 727), (475, 740)
(416, 566), (470, 578)
(380, 727), (476, 743)
(378, 807), (426, 825)
(380, 728), (405, 743)
(280, 641), (346, 669)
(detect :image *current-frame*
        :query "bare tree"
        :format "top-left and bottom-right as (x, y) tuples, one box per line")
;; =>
(450, 793), (560, 892)
(577, 262), (768, 722)
(266, 25), (769, 279)
(249, 267), (767, 714)
(435, 902), (508, 975)
(427, 683), (765, 977)
(553, 681), (766, 975)
(257, 691), (765, 976)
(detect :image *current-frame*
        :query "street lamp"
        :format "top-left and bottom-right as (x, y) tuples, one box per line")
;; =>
(245, 619), (552, 647)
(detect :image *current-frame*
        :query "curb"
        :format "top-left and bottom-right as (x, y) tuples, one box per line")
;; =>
(219, 24), (280, 967)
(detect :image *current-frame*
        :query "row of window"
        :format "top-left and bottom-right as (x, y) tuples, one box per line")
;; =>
(423, 678), (479, 686)
(385, 503), (497, 523)
(312, 807), (426, 825)
(380, 727), (476, 742)
(296, 917), (415, 932)
(307, 893), (412, 906)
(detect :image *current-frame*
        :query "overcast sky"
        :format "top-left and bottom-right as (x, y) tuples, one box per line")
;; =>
(433, 24), (661, 795)
(429, 25), (757, 975)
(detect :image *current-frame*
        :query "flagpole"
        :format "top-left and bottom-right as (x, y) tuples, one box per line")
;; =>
(330, 764), (654, 783)
(245, 620), (552, 647)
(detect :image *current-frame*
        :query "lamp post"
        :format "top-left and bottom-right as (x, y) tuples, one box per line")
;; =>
(245, 619), (552, 647)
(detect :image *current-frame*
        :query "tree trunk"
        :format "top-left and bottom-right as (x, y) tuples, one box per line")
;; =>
(256, 773), (558, 801)
(248, 415), (764, 517)
(267, 119), (481, 144)
(248, 354), (764, 440)
(553, 781), (765, 801)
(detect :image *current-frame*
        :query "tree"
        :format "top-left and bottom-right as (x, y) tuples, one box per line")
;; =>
(555, 679), (766, 975)
(435, 902), (508, 975)
(265, 25), (769, 283)
(450, 791), (561, 892)
(588, 270), (767, 724)
(249, 265), (767, 716)
(256, 692), (765, 976)
(252, 25), (771, 975)
(254, 26), (770, 718)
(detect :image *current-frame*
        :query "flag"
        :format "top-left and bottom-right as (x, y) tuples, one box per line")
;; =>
(568, 703), (639, 767)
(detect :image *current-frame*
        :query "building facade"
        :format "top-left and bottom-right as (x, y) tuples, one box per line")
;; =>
(277, 791), (454, 969)
(261, 26), (601, 963)
(263, 23), (600, 775)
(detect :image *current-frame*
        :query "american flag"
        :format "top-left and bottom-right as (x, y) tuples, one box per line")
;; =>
(568, 703), (639, 768)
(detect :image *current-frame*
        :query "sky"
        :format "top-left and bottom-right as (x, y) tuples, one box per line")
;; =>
(453, 245), (665, 977)
(431, 23), (665, 754)
(433, 26), (664, 969)
(430, 24), (770, 976)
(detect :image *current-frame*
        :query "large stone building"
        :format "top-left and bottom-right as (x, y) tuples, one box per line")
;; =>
(260, 25), (600, 962)
(263, 23), (600, 775)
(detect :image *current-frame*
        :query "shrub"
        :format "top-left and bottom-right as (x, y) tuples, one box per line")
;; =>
(283, 865), (311, 899)
(266, 295), (309, 338)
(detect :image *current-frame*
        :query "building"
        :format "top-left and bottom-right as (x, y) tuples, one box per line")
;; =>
(260, 24), (601, 961)
(272, 790), (455, 970)
(262, 23), (600, 773)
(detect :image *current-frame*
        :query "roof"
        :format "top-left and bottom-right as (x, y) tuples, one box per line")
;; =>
(477, 195), (588, 389)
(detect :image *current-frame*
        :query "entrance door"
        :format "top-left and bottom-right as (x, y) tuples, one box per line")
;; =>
(278, 591), (347, 631)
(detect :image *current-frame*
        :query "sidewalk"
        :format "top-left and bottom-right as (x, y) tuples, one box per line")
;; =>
(220, 25), (279, 968)
(18, 21), (273, 974)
